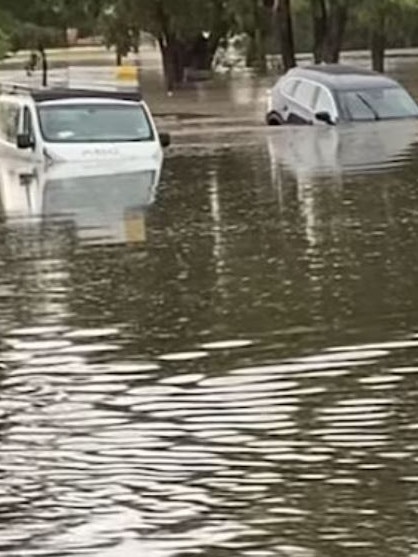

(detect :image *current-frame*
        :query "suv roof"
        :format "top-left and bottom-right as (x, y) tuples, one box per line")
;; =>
(304, 64), (375, 76)
(285, 64), (398, 91)
(0, 83), (142, 104)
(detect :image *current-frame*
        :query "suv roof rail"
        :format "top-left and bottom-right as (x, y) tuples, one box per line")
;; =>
(32, 87), (142, 103)
(0, 81), (142, 103)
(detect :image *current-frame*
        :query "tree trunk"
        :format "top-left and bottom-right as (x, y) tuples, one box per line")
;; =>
(246, 34), (257, 67)
(370, 15), (386, 73)
(156, 1), (188, 90)
(131, 26), (140, 54)
(276, 0), (296, 71)
(255, 27), (267, 73)
(246, 32), (267, 72)
(159, 36), (187, 91)
(38, 45), (48, 87)
(311, 0), (327, 63)
(189, 35), (213, 71)
(159, 41), (175, 92)
(116, 48), (123, 66)
(323, 0), (348, 63)
(246, 1), (267, 73)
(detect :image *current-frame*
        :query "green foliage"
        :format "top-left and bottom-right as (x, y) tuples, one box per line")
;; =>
(0, 0), (101, 54)
(132, 0), (230, 40)
(1, 0), (418, 62)
(350, 0), (418, 48)
(0, 8), (16, 57)
(0, 26), (9, 57)
(9, 24), (66, 52)
(99, 0), (135, 55)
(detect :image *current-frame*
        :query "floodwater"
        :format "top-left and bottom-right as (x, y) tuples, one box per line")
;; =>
(1, 60), (418, 557)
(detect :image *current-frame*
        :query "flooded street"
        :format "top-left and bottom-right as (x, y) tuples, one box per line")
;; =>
(1, 59), (418, 557)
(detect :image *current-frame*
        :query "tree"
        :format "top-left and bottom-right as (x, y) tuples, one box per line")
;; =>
(308, 0), (351, 63)
(310, 0), (327, 63)
(144, 0), (230, 89)
(100, 0), (136, 65)
(228, 0), (272, 72)
(0, 22), (10, 58)
(276, 0), (297, 70)
(98, 0), (230, 89)
(359, 0), (418, 72)
(263, 0), (296, 71)
(0, 0), (102, 40)
(0, 0), (104, 82)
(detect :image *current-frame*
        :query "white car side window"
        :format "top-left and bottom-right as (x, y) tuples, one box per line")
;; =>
(293, 80), (316, 109)
(0, 102), (21, 144)
(315, 88), (333, 114)
(23, 106), (36, 145)
(278, 76), (339, 121)
(281, 78), (299, 97)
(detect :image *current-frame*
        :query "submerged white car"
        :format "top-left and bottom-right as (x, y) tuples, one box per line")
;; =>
(266, 64), (418, 126)
(0, 86), (170, 163)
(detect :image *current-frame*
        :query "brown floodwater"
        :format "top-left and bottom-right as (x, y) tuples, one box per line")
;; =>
(1, 58), (418, 557)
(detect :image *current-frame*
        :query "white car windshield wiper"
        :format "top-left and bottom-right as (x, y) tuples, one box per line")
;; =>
(356, 92), (380, 120)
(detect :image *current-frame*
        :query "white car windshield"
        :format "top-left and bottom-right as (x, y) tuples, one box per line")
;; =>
(38, 103), (154, 143)
(339, 87), (418, 121)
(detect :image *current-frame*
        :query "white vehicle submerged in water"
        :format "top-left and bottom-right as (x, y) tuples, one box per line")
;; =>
(266, 64), (418, 126)
(0, 84), (170, 163)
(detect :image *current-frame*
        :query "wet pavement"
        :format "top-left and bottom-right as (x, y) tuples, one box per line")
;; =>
(1, 59), (418, 557)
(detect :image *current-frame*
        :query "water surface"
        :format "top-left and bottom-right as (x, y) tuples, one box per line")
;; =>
(1, 63), (418, 557)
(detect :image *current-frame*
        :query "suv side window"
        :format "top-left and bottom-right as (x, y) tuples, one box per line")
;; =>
(0, 102), (20, 144)
(23, 106), (35, 145)
(315, 87), (334, 115)
(281, 78), (299, 97)
(293, 80), (317, 110)
(6, 103), (20, 144)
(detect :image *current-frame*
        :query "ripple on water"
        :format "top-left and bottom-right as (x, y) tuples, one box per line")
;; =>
(7, 326), (70, 336)
(59, 343), (122, 354)
(160, 373), (205, 385)
(329, 340), (418, 351)
(228, 358), (377, 376)
(197, 373), (297, 387)
(391, 366), (418, 375)
(0, 253), (417, 557)
(296, 348), (389, 362)
(4, 339), (72, 351)
(200, 339), (254, 350)
(359, 374), (402, 385)
(158, 351), (209, 361)
(64, 328), (120, 339)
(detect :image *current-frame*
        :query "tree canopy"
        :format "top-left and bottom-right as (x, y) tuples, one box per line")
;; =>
(1, 0), (418, 84)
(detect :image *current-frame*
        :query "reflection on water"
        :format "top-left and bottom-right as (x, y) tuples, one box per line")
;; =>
(267, 119), (418, 180)
(1, 115), (418, 557)
(0, 157), (162, 245)
(267, 119), (418, 249)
